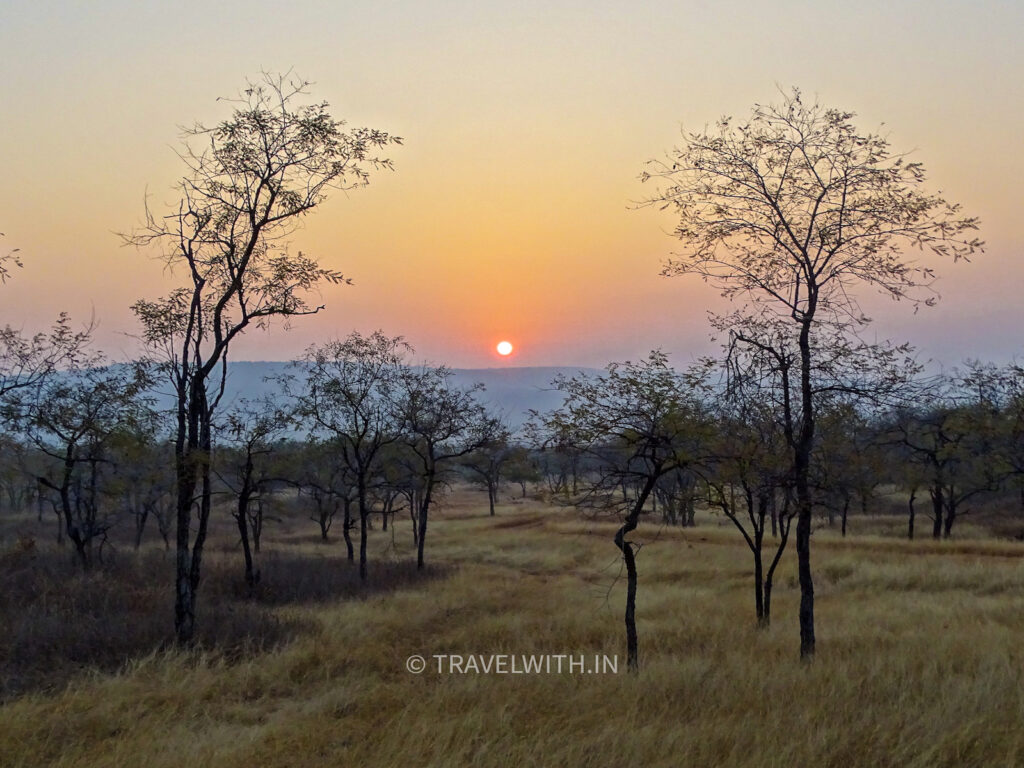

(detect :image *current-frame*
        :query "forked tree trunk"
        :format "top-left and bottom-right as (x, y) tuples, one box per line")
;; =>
(175, 382), (213, 646)
(237, 488), (257, 590)
(943, 491), (957, 539)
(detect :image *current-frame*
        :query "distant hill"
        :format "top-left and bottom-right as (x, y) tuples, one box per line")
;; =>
(208, 362), (601, 430)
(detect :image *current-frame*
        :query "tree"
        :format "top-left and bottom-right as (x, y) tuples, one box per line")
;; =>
(282, 437), (355, 547)
(393, 365), (498, 570)
(642, 88), (981, 658)
(127, 73), (399, 643)
(0, 314), (93, 407)
(888, 366), (1007, 539)
(706, 352), (795, 628)
(217, 398), (292, 589)
(1002, 365), (1024, 511)
(814, 402), (886, 537)
(25, 359), (153, 569)
(532, 352), (713, 671)
(504, 446), (540, 498)
(461, 421), (514, 516)
(106, 413), (175, 549)
(291, 331), (408, 580)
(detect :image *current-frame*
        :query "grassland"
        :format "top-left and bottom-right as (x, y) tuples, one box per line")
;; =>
(3, 489), (1024, 767)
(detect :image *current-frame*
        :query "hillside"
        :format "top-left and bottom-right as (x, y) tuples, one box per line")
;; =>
(209, 362), (600, 429)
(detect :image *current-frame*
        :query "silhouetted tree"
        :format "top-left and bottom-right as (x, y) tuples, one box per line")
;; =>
(394, 365), (498, 570)
(461, 421), (513, 515)
(126, 73), (399, 643)
(533, 352), (713, 671)
(25, 359), (153, 569)
(217, 398), (292, 589)
(643, 88), (981, 658)
(291, 332), (408, 580)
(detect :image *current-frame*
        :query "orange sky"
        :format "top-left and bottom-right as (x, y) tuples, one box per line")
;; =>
(1, 0), (1021, 368)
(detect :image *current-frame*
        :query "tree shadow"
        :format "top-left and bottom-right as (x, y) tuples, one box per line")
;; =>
(0, 537), (448, 701)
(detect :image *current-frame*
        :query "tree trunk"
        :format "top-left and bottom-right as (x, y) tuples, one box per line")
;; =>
(251, 499), (263, 554)
(754, 492), (767, 628)
(615, 472), (659, 673)
(358, 477), (369, 581)
(175, 380), (214, 646)
(408, 496), (419, 547)
(416, 469), (435, 570)
(236, 455), (258, 590)
(237, 496), (256, 590)
(841, 496), (849, 538)
(795, 317), (816, 660)
(753, 543), (765, 628)
(907, 488), (917, 540)
(488, 482), (496, 516)
(174, 462), (197, 644)
(134, 501), (149, 549)
(317, 496), (331, 541)
(943, 489), (957, 539)
(341, 498), (354, 561)
(930, 484), (944, 540)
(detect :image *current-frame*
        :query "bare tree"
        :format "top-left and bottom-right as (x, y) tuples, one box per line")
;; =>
(126, 73), (399, 643)
(642, 88), (981, 658)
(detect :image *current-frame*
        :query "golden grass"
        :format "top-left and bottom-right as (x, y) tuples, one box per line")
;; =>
(3, 489), (1024, 767)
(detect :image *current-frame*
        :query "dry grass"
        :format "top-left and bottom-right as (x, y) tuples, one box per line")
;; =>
(3, 488), (1024, 766)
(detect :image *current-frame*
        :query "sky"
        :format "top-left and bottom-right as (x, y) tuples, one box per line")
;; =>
(1, 0), (1021, 369)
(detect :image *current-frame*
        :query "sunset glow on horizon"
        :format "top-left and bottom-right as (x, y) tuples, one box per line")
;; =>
(2, 0), (1022, 368)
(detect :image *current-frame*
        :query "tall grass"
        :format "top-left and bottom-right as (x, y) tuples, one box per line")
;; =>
(2, 488), (1024, 766)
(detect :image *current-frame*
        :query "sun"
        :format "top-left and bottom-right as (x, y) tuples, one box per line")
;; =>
(496, 340), (514, 356)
